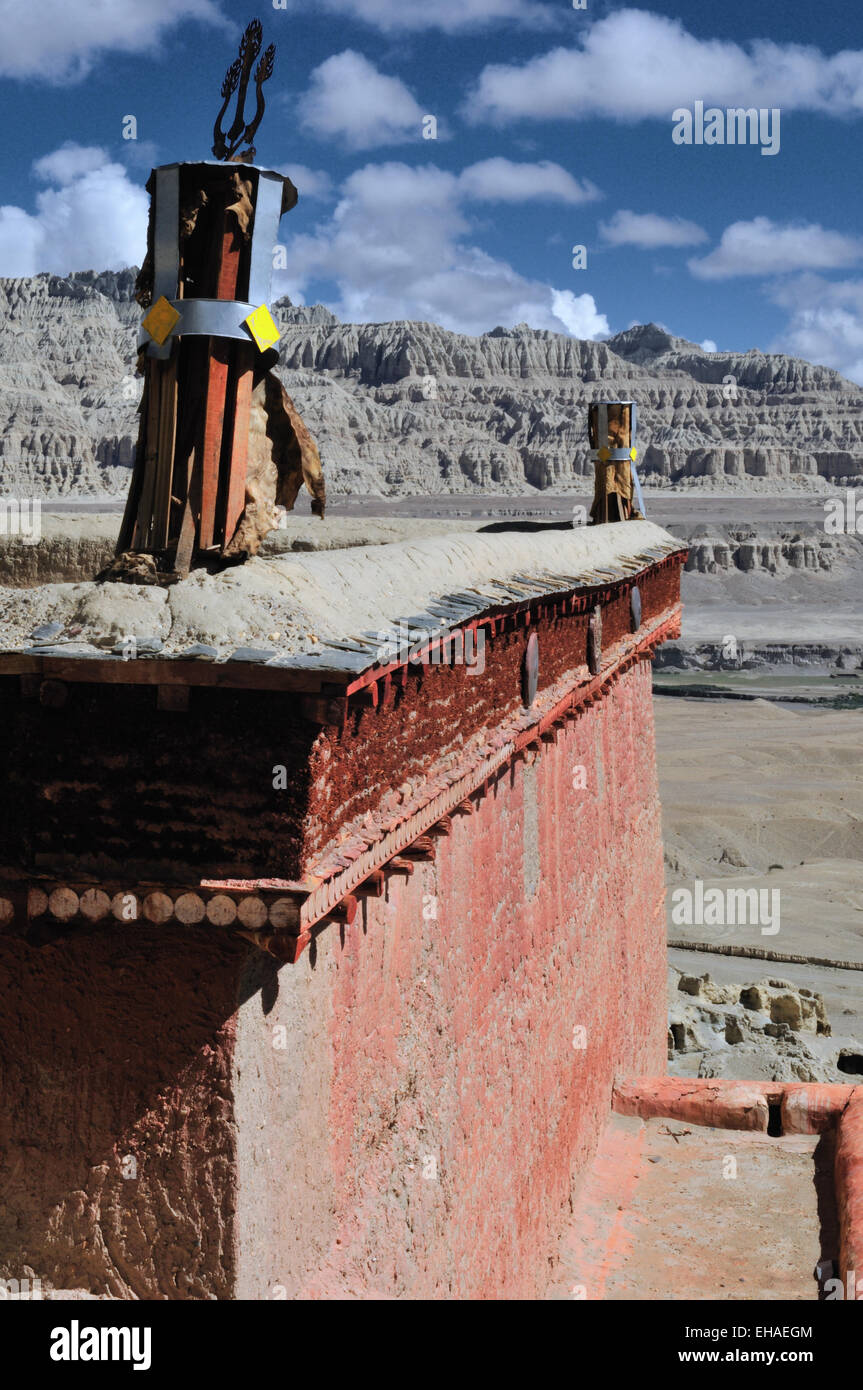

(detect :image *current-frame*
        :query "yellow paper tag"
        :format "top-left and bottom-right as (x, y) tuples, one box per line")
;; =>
(142, 295), (180, 346)
(244, 304), (280, 352)
(598, 446), (610, 463)
(630, 447), (638, 461)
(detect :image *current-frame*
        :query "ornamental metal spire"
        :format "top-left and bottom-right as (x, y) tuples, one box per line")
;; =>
(212, 18), (276, 162)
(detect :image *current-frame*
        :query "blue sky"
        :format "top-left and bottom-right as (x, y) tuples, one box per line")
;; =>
(1, 0), (862, 379)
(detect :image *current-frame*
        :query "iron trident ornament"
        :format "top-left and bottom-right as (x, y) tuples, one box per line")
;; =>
(212, 18), (276, 162)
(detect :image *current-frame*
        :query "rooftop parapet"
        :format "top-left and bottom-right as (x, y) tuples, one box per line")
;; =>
(0, 521), (686, 962)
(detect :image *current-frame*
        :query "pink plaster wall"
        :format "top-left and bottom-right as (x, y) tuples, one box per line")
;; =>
(0, 659), (668, 1300)
(234, 658), (667, 1299)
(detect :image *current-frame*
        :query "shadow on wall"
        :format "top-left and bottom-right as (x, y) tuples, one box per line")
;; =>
(0, 925), (274, 1299)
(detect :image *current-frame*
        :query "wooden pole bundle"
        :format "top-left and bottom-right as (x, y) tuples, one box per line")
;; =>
(587, 400), (645, 525)
(116, 161), (297, 576)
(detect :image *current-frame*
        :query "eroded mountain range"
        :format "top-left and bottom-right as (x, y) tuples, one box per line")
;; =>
(1, 269), (862, 498)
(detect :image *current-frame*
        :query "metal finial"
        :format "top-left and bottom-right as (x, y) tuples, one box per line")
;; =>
(212, 19), (276, 162)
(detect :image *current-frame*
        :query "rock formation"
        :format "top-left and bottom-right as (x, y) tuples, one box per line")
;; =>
(1, 269), (863, 497)
(666, 968), (862, 1085)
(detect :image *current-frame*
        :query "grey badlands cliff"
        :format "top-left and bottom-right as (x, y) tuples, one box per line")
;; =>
(1, 269), (862, 498)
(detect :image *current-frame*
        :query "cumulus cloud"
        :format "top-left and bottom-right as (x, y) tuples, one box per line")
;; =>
(300, 51), (429, 150)
(700, 339), (718, 353)
(279, 164), (335, 201)
(277, 161), (609, 339)
(688, 217), (863, 280)
(277, 0), (557, 34)
(0, 0), (227, 82)
(463, 8), (863, 124)
(769, 274), (863, 385)
(600, 210), (707, 249)
(0, 207), (44, 278)
(0, 144), (147, 278)
(549, 290), (610, 339)
(459, 158), (600, 205)
(33, 144), (108, 184)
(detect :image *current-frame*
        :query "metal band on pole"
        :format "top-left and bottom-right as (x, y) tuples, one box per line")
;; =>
(142, 164), (285, 357)
(247, 171), (284, 308)
(139, 298), (262, 351)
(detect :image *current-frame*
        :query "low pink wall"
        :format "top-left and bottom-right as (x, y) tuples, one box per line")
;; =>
(614, 1075), (863, 1297)
(835, 1093), (863, 1290)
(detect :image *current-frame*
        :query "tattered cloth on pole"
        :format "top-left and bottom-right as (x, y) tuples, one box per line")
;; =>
(588, 400), (645, 524)
(223, 369), (326, 558)
(589, 457), (644, 524)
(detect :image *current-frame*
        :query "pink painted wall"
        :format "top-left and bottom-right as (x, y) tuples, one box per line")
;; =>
(234, 657), (667, 1299)
(0, 659), (667, 1299)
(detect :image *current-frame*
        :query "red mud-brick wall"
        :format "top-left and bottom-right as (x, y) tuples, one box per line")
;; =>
(0, 561), (682, 886)
(0, 655), (667, 1300)
(0, 681), (318, 882)
(0, 924), (245, 1299)
(232, 658), (667, 1300)
(306, 563), (680, 862)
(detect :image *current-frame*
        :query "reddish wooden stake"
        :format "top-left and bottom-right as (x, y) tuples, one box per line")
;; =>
(152, 353), (179, 550)
(224, 342), (255, 544)
(199, 341), (231, 548)
(136, 362), (162, 547)
(199, 219), (243, 549)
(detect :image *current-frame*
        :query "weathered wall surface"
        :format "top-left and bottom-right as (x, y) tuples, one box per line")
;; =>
(0, 682), (318, 883)
(233, 658), (666, 1299)
(0, 924), (245, 1298)
(0, 657), (666, 1300)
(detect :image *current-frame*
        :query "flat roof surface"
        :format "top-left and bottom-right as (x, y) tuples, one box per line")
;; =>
(546, 1112), (834, 1301)
(0, 522), (684, 686)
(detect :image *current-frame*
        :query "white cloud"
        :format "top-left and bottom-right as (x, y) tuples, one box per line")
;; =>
(119, 139), (161, 172)
(0, 144), (147, 278)
(550, 290), (610, 339)
(701, 339), (718, 352)
(768, 274), (863, 385)
(0, 0), (227, 82)
(278, 0), (556, 34)
(459, 158), (600, 205)
(277, 161), (609, 339)
(600, 210), (707, 249)
(33, 144), (108, 184)
(0, 207), (44, 278)
(279, 164), (335, 201)
(688, 217), (863, 280)
(464, 8), (863, 124)
(300, 51), (428, 150)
